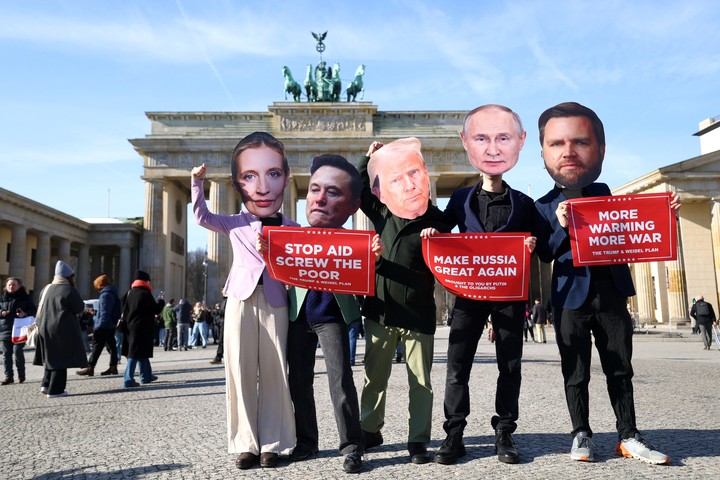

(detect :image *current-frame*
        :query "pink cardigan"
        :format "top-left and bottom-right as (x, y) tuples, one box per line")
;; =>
(191, 178), (298, 307)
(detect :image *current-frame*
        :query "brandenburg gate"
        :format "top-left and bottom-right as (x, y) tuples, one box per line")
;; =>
(129, 102), (484, 307)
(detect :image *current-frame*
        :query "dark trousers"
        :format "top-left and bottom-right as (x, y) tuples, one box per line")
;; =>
(42, 368), (67, 395)
(2, 338), (25, 380)
(443, 297), (525, 435)
(554, 278), (637, 439)
(214, 323), (224, 359)
(88, 328), (118, 367)
(698, 323), (712, 348)
(287, 320), (363, 454)
(164, 324), (177, 351)
(523, 318), (535, 341)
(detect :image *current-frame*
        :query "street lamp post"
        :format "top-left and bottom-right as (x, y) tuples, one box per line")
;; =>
(202, 254), (208, 306)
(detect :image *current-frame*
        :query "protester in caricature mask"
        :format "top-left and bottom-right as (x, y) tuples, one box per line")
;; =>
(192, 131), (297, 470)
(367, 137), (430, 219)
(358, 137), (451, 464)
(421, 105), (537, 465)
(534, 102), (679, 465)
(279, 154), (381, 473)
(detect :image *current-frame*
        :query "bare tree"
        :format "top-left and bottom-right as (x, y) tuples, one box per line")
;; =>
(186, 248), (206, 304)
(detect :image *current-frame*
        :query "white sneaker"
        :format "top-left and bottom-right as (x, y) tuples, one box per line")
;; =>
(616, 433), (670, 464)
(40, 386), (48, 394)
(570, 431), (594, 462)
(47, 391), (69, 399)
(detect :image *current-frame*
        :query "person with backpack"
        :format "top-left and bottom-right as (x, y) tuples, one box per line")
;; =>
(690, 295), (717, 350)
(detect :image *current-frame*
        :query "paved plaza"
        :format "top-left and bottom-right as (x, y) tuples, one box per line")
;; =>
(3, 325), (718, 479)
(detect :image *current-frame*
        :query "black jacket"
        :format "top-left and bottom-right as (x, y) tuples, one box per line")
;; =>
(358, 155), (450, 335)
(121, 284), (165, 358)
(690, 300), (716, 326)
(0, 287), (37, 341)
(534, 183), (635, 310)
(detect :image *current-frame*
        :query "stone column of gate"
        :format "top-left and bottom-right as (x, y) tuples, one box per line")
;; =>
(354, 210), (372, 231)
(141, 179), (165, 290)
(34, 232), (51, 299)
(77, 244), (90, 299)
(119, 246), (132, 298)
(667, 214), (689, 325)
(283, 179), (297, 223)
(634, 261), (655, 323)
(57, 238), (71, 266)
(207, 178), (231, 306)
(429, 174), (439, 205)
(711, 198), (720, 306)
(9, 224), (27, 280)
(90, 250), (102, 282)
(429, 175), (445, 324)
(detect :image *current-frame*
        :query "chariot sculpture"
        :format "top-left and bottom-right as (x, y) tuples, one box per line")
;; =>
(280, 32), (366, 102)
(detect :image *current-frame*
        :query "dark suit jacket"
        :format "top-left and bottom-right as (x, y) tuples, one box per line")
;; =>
(445, 181), (535, 234)
(288, 287), (361, 325)
(534, 182), (635, 310)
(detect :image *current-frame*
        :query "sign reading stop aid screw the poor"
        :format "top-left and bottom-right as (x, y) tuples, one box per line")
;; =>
(422, 233), (531, 301)
(262, 227), (375, 295)
(566, 192), (677, 267)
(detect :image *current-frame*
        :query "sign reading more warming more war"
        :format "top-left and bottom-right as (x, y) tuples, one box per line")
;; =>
(567, 192), (677, 266)
(422, 233), (530, 301)
(262, 227), (375, 295)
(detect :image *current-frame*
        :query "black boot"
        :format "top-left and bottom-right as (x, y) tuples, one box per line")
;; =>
(495, 429), (520, 464)
(435, 432), (467, 464)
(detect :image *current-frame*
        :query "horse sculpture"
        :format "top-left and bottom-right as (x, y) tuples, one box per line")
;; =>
(346, 64), (365, 102)
(282, 66), (302, 102)
(304, 64), (317, 102)
(330, 62), (342, 102)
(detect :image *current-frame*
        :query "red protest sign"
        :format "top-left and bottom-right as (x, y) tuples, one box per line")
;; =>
(422, 233), (530, 301)
(263, 227), (375, 295)
(567, 192), (677, 266)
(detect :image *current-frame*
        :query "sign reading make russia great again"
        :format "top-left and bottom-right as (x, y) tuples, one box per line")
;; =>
(262, 227), (375, 296)
(566, 192), (677, 266)
(422, 233), (531, 301)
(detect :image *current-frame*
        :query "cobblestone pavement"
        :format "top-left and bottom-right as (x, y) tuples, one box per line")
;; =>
(3, 325), (718, 479)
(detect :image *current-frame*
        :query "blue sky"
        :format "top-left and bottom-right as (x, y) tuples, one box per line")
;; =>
(1, 0), (718, 251)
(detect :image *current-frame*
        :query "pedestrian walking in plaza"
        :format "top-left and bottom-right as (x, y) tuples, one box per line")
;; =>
(209, 296), (226, 364)
(347, 318), (363, 366)
(189, 301), (209, 348)
(523, 304), (535, 342)
(534, 102), (677, 465)
(1, 277), (36, 385)
(192, 131), (297, 470)
(162, 299), (177, 351)
(532, 298), (547, 344)
(77, 275), (121, 377)
(690, 295), (716, 350)
(120, 270), (165, 388)
(33, 261), (87, 398)
(174, 298), (192, 351)
(422, 105), (537, 465)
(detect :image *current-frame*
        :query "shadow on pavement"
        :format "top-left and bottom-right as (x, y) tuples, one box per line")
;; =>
(31, 463), (188, 479)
